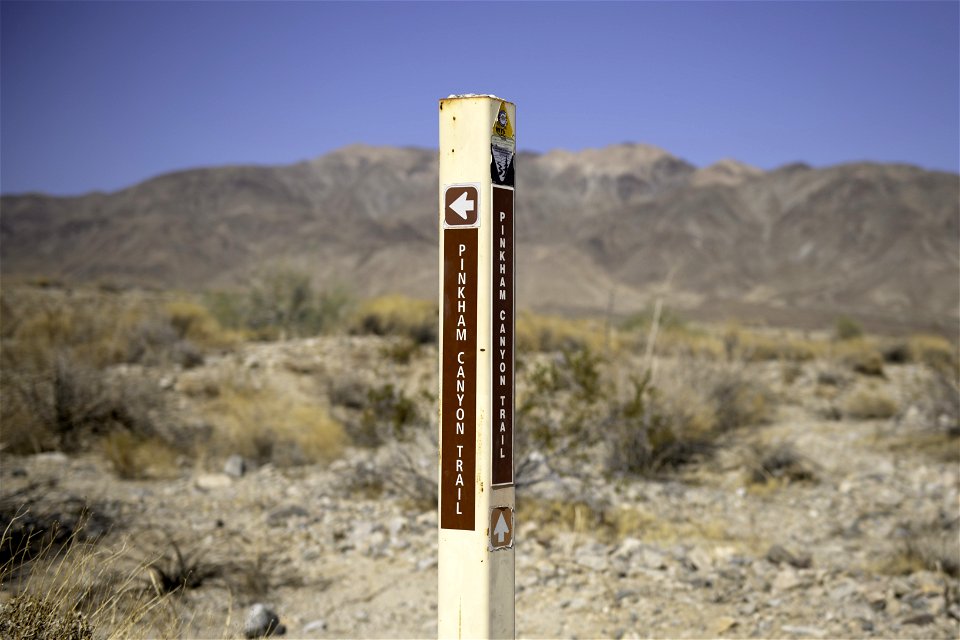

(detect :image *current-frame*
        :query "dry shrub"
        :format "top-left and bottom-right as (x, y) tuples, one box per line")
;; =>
(746, 442), (817, 486)
(834, 339), (885, 376)
(356, 383), (420, 447)
(0, 519), (179, 639)
(0, 591), (94, 640)
(164, 300), (238, 350)
(205, 266), (353, 340)
(843, 385), (898, 419)
(729, 329), (821, 363)
(708, 365), (774, 432)
(203, 385), (345, 466)
(877, 516), (959, 578)
(515, 311), (606, 353)
(100, 432), (180, 480)
(834, 315), (864, 341)
(654, 328), (725, 360)
(521, 498), (731, 545)
(607, 362), (773, 476)
(908, 334), (959, 377)
(350, 295), (437, 344)
(0, 355), (167, 455)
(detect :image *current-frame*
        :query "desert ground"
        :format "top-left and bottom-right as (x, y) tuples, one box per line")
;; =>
(1, 284), (957, 639)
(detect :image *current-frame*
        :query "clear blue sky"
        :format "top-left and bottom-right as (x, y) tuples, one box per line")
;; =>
(2, 1), (957, 195)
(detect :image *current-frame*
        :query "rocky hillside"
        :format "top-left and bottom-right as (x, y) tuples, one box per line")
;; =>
(2, 144), (957, 333)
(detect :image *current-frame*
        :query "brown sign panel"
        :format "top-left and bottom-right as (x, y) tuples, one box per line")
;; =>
(492, 186), (514, 486)
(444, 185), (479, 227)
(441, 228), (478, 530)
(490, 506), (514, 550)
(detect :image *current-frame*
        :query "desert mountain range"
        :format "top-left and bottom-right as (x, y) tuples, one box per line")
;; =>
(2, 144), (957, 333)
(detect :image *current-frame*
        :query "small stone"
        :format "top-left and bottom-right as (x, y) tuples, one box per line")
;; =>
(243, 603), (285, 639)
(615, 588), (637, 603)
(865, 590), (887, 611)
(639, 548), (667, 570)
(416, 557), (437, 571)
(772, 567), (802, 592)
(302, 619), (327, 633)
(781, 625), (826, 637)
(224, 454), (247, 478)
(686, 547), (713, 572)
(947, 604), (960, 621)
(902, 613), (936, 626)
(709, 616), (739, 636)
(766, 544), (812, 569)
(195, 473), (232, 490)
(266, 505), (309, 527)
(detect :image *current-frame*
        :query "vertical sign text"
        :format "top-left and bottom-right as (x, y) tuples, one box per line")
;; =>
(491, 186), (514, 486)
(441, 229), (478, 529)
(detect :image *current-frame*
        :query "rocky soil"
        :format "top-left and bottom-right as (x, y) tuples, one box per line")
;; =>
(1, 336), (958, 639)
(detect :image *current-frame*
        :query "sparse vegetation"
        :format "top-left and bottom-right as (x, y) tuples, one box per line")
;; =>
(205, 266), (355, 340)
(834, 315), (864, 341)
(349, 294), (437, 344)
(843, 385), (899, 420)
(203, 383), (346, 466)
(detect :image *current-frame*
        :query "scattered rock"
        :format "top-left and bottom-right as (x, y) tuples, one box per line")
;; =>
(224, 454), (248, 478)
(902, 613), (936, 626)
(195, 473), (232, 490)
(266, 505), (309, 527)
(772, 567), (803, 592)
(243, 603), (285, 638)
(302, 619), (327, 633)
(639, 548), (668, 571)
(781, 624), (826, 637)
(766, 544), (812, 569)
(709, 616), (738, 636)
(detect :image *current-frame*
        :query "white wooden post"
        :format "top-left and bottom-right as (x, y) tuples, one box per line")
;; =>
(438, 95), (516, 639)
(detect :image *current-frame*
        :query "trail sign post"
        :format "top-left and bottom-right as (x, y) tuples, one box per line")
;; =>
(438, 95), (516, 639)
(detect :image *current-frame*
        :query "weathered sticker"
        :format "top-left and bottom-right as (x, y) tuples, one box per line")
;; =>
(491, 101), (515, 187)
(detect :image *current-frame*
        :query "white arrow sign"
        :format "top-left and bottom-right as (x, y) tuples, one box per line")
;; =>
(450, 190), (475, 220)
(494, 512), (510, 543)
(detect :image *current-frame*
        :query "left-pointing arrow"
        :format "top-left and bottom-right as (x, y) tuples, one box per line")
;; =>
(450, 191), (475, 220)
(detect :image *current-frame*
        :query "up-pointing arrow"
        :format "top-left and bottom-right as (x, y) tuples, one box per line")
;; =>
(450, 191), (475, 220)
(494, 512), (510, 544)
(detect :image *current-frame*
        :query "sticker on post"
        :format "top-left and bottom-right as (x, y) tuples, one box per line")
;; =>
(489, 506), (514, 550)
(491, 101), (515, 187)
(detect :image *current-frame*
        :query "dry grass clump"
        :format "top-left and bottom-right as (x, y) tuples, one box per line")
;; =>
(0, 591), (94, 639)
(652, 328), (725, 360)
(350, 295), (437, 344)
(0, 517), (179, 639)
(745, 442), (817, 487)
(521, 497), (733, 545)
(515, 311), (607, 353)
(834, 338), (886, 377)
(907, 334), (959, 377)
(843, 385), (898, 420)
(203, 383), (345, 466)
(163, 300), (240, 351)
(725, 327), (823, 363)
(100, 432), (181, 480)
